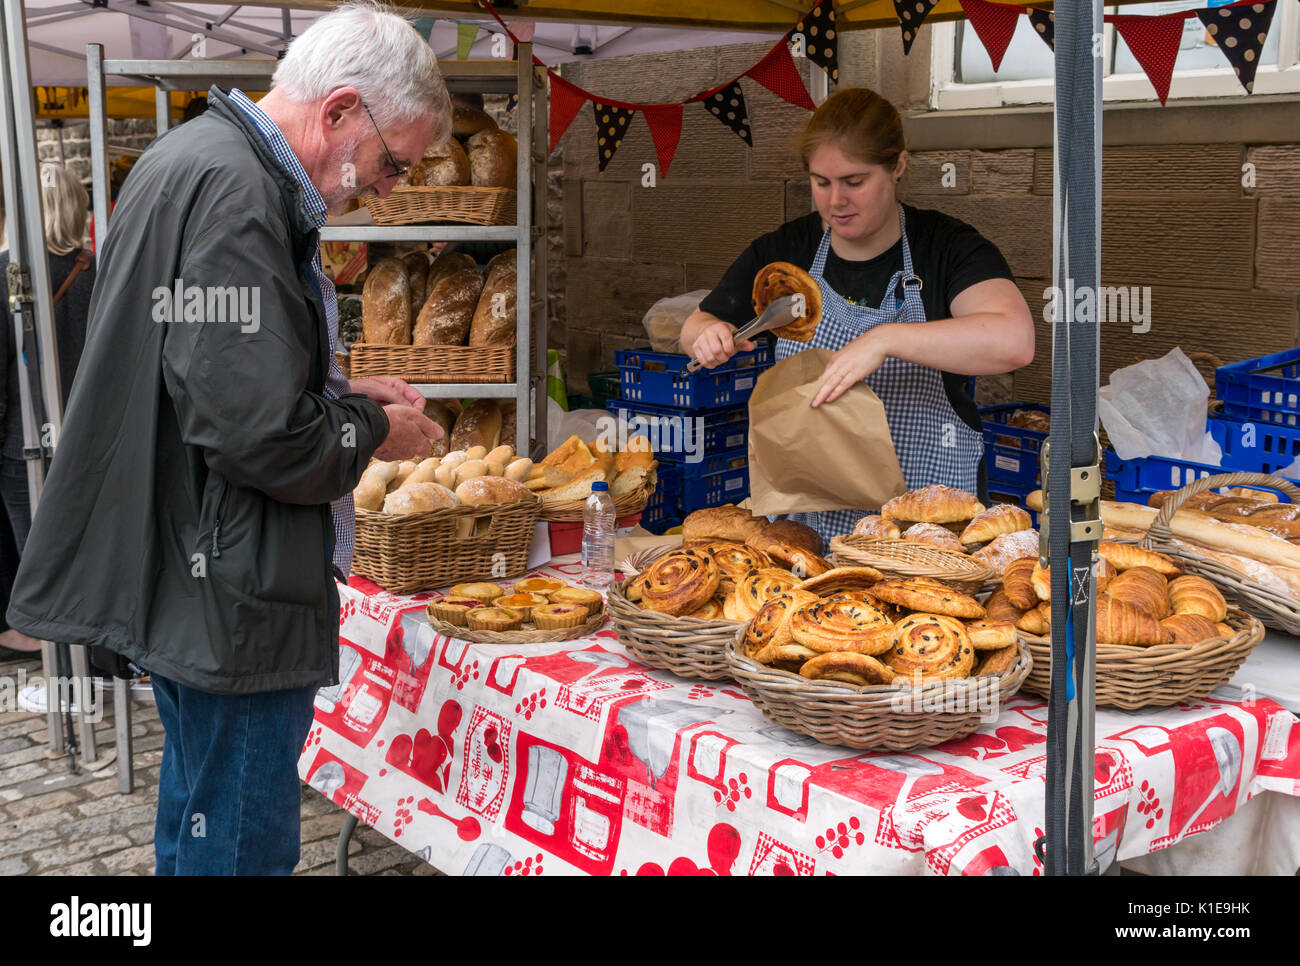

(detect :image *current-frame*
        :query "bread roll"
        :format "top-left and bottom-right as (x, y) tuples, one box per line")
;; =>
(361, 257), (411, 345)
(455, 476), (536, 506)
(423, 399), (456, 458)
(389, 461), (418, 490)
(505, 457), (533, 482)
(450, 400), (502, 453)
(453, 105), (497, 140)
(417, 138), (470, 186)
(486, 444), (514, 466)
(466, 445), (488, 461)
(414, 267), (483, 346)
(426, 250), (478, 293)
(354, 461), (400, 511)
(485, 458), (506, 478)
(398, 457), (441, 490)
(383, 482), (460, 514)
(434, 464), (456, 489)
(468, 250), (517, 347)
(402, 251), (429, 320)
(440, 450), (469, 470)
(466, 129), (517, 188)
(454, 459), (489, 488)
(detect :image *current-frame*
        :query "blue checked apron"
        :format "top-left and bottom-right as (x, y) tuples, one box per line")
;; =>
(774, 205), (984, 548)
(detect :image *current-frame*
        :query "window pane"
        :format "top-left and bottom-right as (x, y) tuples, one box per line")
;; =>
(956, 17), (1056, 83)
(1112, 0), (1280, 75)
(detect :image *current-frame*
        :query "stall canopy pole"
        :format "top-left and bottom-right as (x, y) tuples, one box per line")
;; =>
(1041, 0), (1104, 876)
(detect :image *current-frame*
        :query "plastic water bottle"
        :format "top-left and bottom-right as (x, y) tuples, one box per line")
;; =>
(582, 481), (616, 591)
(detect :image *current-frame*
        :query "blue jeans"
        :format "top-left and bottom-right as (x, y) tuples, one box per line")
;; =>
(150, 672), (318, 875)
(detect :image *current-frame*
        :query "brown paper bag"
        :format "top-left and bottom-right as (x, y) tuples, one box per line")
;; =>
(615, 526), (682, 569)
(747, 348), (906, 515)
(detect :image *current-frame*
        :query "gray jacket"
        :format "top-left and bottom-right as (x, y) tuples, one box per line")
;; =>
(6, 89), (388, 694)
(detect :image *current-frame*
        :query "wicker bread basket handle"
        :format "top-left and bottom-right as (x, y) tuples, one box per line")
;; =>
(1144, 471), (1300, 547)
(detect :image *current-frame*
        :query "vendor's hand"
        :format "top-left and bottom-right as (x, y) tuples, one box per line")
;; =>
(350, 376), (425, 410)
(373, 404), (442, 461)
(689, 322), (756, 370)
(811, 331), (890, 408)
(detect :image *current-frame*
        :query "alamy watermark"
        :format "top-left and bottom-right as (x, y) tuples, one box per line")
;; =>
(1043, 279), (1151, 334)
(151, 278), (261, 333)
(0, 669), (103, 723)
(597, 412), (711, 464)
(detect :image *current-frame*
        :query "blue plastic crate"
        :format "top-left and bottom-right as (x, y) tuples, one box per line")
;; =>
(1216, 348), (1300, 427)
(616, 345), (772, 409)
(986, 478), (1041, 528)
(981, 403), (1048, 487)
(1104, 449), (1300, 506)
(644, 464), (681, 519)
(604, 401), (749, 464)
(985, 444), (1039, 488)
(681, 464), (750, 511)
(1209, 415), (1300, 475)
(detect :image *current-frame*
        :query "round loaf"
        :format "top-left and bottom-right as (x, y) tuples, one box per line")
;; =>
(453, 105), (497, 139)
(466, 129), (517, 188)
(417, 138), (470, 186)
(455, 476), (536, 506)
(682, 504), (766, 544)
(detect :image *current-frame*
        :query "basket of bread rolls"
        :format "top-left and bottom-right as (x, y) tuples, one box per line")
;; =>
(723, 569), (1032, 751)
(350, 247), (516, 384)
(1001, 538), (1265, 709)
(424, 575), (607, 644)
(365, 106), (517, 226)
(608, 507), (845, 681)
(350, 436), (540, 594)
(529, 433), (658, 522)
(827, 485), (1001, 593)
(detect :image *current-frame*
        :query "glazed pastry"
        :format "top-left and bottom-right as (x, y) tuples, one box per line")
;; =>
(1160, 613), (1220, 646)
(785, 548), (833, 579)
(747, 519), (823, 557)
(467, 607), (523, 632)
(512, 576), (566, 597)
(960, 504), (1034, 546)
(799, 652), (896, 687)
(722, 591), (746, 622)
(704, 542), (772, 593)
(983, 586), (1025, 623)
(531, 603), (589, 630)
(427, 596), (486, 626)
(884, 614), (976, 681)
(751, 261), (822, 341)
(1030, 562), (1050, 602)
(550, 586), (604, 618)
(901, 522), (965, 554)
(1002, 557), (1039, 610)
(736, 569), (803, 621)
(742, 589), (820, 657)
(687, 598), (725, 620)
(450, 582), (504, 604)
(1016, 602), (1051, 636)
(494, 592), (550, 622)
(1097, 541), (1182, 577)
(973, 643), (1019, 677)
(972, 529), (1040, 576)
(624, 573), (647, 602)
(852, 515), (902, 540)
(1096, 595), (1171, 646)
(964, 619), (1018, 650)
(789, 592), (894, 654)
(640, 549), (721, 616)
(867, 577), (986, 620)
(1167, 575), (1228, 622)
(882, 485), (985, 524)
(1105, 566), (1170, 619)
(794, 566), (883, 597)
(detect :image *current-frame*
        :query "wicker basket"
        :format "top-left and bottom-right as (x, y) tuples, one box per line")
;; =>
(1138, 471), (1300, 635)
(608, 583), (739, 681)
(828, 535), (995, 595)
(725, 629), (1032, 751)
(365, 186), (516, 226)
(348, 341), (514, 384)
(352, 499), (541, 594)
(426, 606), (607, 644)
(619, 545), (677, 576)
(539, 471), (657, 523)
(1019, 607), (1264, 710)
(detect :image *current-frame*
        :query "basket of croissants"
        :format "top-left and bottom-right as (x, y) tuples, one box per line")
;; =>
(608, 506), (838, 681)
(350, 444), (541, 594)
(1005, 541), (1265, 709)
(724, 571), (1032, 751)
(828, 485), (1032, 593)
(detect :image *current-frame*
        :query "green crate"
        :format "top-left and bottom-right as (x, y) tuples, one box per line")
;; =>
(589, 370), (621, 408)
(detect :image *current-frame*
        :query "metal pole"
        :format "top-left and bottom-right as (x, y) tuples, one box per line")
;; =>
(532, 60), (548, 460)
(516, 42), (532, 457)
(114, 677), (134, 793)
(67, 644), (100, 765)
(155, 87), (171, 134)
(87, 44), (110, 248)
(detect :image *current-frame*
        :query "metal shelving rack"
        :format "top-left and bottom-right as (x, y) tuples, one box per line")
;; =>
(85, 44), (549, 457)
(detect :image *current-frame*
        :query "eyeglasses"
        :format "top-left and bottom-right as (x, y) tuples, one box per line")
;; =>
(362, 101), (407, 179)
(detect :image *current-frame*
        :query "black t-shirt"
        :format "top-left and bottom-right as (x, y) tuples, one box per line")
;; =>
(699, 203), (1014, 434)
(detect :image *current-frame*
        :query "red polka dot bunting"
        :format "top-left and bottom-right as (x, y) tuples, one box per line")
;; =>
(1027, 7), (1054, 52)
(702, 82), (752, 146)
(1197, 0), (1277, 94)
(1113, 13), (1185, 105)
(592, 101), (635, 172)
(789, 0), (838, 84)
(894, 0), (941, 55)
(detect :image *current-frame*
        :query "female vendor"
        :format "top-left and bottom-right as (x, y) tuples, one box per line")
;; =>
(680, 86), (1036, 545)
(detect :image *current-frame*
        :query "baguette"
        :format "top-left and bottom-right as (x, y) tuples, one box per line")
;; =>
(468, 250), (516, 347)
(449, 400), (502, 453)
(1101, 500), (1300, 570)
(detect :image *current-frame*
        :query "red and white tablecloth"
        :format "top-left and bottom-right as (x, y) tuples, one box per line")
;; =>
(298, 560), (1300, 876)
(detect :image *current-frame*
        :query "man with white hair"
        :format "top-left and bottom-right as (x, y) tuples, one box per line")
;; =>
(7, 2), (449, 875)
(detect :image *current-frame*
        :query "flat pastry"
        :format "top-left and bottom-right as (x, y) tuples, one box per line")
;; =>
(467, 607), (523, 632)
(1096, 595), (1171, 646)
(901, 522), (965, 554)
(531, 603), (589, 630)
(960, 504), (1034, 546)
(983, 586), (1026, 623)
(789, 592), (894, 654)
(1167, 574), (1228, 622)
(512, 576), (566, 597)
(624, 572), (647, 602)
(964, 619), (1018, 650)
(428, 596), (486, 626)
(799, 651), (895, 687)
(882, 484), (985, 525)
(884, 613), (976, 682)
(1016, 602), (1051, 636)
(742, 589), (820, 657)
(640, 549), (720, 616)
(704, 542), (771, 593)
(972, 529), (1040, 576)
(1002, 557), (1039, 610)
(1097, 541), (1182, 577)
(493, 592), (549, 622)
(751, 261), (822, 341)
(785, 549), (833, 579)
(1105, 566), (1170, 619)
(747, 519), (823, 557)
(450, 582), (504, 604)
(1160, 613), (1220, 646)
(867, 577), (986, 620)
(736, 568), (803, 621)
(722, 591), (746, 622)
(795, 566), (884, 597)
(852, 515), (902, 540)
(974, 643), (1019, 677)
(550, 586), (604, 618)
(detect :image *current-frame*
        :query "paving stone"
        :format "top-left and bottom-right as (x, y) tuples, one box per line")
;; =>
(76, 791), (156, 818)
(100, 843), (156, 875)
(1, 745), (56, 767)
(5, 826), (65, 856)
(0, 737), (36, 754)
(0, 855), (30, 875)
(300, 812), (349, 844)
(126, 824), (156, 846)
(0, 804), (71, 841)
(2, 789), (80, 819)
(30, 832), (132, 869)
(294, 835), (358, 874)
(64, 804), (157, 842)
(348, 844), (417, 876)
(37, 858), (106, 876)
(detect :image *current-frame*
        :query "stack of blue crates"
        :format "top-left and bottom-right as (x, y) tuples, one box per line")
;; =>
(981, 403), (1049, 522)
(608, 345), (773, 533)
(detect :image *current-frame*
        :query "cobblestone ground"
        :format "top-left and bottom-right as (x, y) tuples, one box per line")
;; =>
(0, 653), (442, 876)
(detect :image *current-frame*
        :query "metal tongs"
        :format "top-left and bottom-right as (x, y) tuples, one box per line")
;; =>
(682, 296), (799, 374)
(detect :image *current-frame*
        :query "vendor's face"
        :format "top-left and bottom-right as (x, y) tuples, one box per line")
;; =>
(808, 141), (905, 244)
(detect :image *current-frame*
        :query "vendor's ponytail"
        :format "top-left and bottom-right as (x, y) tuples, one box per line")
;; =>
(798, 87), (906, 172)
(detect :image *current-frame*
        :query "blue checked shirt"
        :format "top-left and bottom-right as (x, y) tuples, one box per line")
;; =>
(230, 89), (357, 576)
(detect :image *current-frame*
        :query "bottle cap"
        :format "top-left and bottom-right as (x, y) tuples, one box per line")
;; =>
(591, 481), (609, 491)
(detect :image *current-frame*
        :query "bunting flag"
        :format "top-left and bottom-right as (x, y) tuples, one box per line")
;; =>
(511, 21), (537, 42)
(700, 82), (753, 146)
(789, 0), (839, 84)
(746, 41), (816, 110)
(1026, 7), (1055, 51)
(960, 0), (1022, 71)
(1198, 0), (1276, 93)
(456, 22), (478, 59)
(1113, 13), (1186, 105)
(548, 73), (589, 154)
(894, 0), (942, 55)
(642, 104), (684, 175)
(593, 101), (636, 172)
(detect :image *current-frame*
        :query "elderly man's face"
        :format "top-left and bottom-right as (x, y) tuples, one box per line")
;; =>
(318, 94), (437, 215)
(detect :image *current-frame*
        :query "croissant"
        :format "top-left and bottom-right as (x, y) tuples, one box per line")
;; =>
(1096, 595), (1171, 646)
(882, 484), (985, 525)
(751, 261), (822, 341)
(1003, 557), (1039, 610)
(853, 514), (902, 540)
(1016, 602), (1051, 636)
(971, 529), (1039, 576)
(1030, 562), (1050, 602)
(960, 504), (1034, 546)
(1096, 556), (1118, 592)
(983, 586), (1025, 623)
(1160, 613), (1220, 646)
(1105, 566), (1170, 619)
(1097, 541), (1182, 577)
(1167, 575), (1228, 622)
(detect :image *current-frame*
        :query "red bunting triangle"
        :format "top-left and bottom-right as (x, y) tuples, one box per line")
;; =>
(548, 72), (588, 153)
(959, 0), (1022, 72)
(745, 41), (816, 111)
(642, 103), (684, 176)
(1113, 13), (1185, 105)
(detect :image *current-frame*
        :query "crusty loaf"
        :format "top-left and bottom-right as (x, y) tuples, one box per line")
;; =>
(415, 267), (483, 346)
(468, 250), (517, 347)
(426, 249), (478, 293)
(402, 251), (429, 320)
(466, 129), (517, 188)
(418, 138), (470, 186)
(453, 105), (497, 140)
(682, 504), (767, 544)
(455, 476), (536, 506)
(499, 400), (517, 454)
(450, 400), (502, 453)
(423, 399), (456, 458)
(749, 519), (822, 557)
(361, 257), (411, 345)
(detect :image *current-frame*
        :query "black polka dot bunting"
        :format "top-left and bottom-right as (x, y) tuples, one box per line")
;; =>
(1027, 7), (1054, 52)
(1198, 0), (1276, 94)
(894, 0), (941, 55)
(702, 82), (752, 146)
(592, 101), (635, 172)
(789, 0), (838, 84)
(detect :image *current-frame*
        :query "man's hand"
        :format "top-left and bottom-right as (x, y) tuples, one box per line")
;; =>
(373, 404), (442, 461)
(350, 376), (425, 410)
